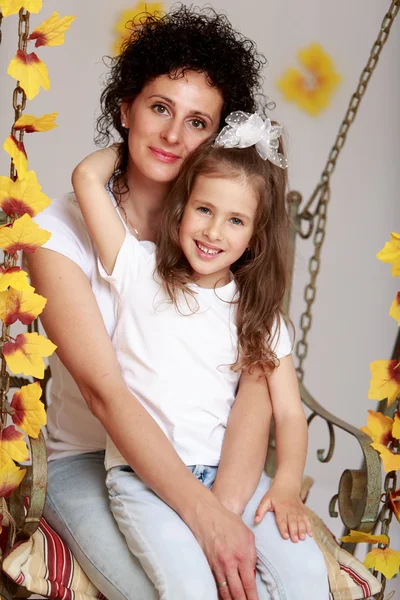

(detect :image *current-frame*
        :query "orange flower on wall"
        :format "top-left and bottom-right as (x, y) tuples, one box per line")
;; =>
(277, 43), (341, 116)
(113, 2), (164, 56)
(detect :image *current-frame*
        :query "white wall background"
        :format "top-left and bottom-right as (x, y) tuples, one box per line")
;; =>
(1, 0), (399, 594)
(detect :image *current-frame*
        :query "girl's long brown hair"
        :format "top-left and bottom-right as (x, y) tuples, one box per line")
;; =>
(156, 135), (290, 372)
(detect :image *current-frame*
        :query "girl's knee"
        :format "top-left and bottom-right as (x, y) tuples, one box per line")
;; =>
(287, 540), (329, 590)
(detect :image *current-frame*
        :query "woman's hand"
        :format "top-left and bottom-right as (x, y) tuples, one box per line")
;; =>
(254, 482), (313, 542)
(190, 500), (259, 600)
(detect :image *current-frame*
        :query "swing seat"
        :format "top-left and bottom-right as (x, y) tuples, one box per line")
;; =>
(0, 193), (383, 600)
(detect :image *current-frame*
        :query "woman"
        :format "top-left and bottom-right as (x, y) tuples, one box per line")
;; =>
(27, 7), (327, 600)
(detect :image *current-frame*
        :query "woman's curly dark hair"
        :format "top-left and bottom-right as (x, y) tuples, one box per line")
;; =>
(95, 4), (268, 190)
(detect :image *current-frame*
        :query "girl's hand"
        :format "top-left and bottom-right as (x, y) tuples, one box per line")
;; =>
(254, 482), (313, 542)
(72, 145), (120, 187)
(192, 502), (259, 600)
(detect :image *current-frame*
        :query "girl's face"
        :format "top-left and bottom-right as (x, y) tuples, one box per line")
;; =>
(179, 174), (258, 289)
(121, 71), (224, 186)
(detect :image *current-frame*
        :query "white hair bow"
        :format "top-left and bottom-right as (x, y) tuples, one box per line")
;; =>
(215, 112), (288, 169)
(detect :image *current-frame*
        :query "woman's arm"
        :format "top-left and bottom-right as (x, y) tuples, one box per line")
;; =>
(212, 368), (271, 515)
(26, 248), (260, 600)
(71, 147), (125, 274)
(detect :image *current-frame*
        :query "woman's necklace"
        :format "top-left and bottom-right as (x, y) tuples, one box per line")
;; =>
(119, 203), (141, 241)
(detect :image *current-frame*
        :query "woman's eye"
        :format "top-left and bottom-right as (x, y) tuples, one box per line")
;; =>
(198, 206), (211, 214)
(190, 118), (206, 129)
(152, 103), (168, 115)
(230, 217), (243, 226)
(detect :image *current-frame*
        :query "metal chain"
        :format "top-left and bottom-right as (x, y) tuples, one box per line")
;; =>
(373, 396), (399, 600)
(0, 9), (30, 430)
(295, 0), (400, 381)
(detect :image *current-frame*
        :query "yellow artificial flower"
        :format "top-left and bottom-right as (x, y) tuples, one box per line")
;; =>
(277, 43), (341, 116)
(0, 425), (29, 469)
(10, 382), (46, 438)
(389, 292), (400, 325)
(368, 360), (400, 406)
(339, 530), (388, 545)
(0, 0), (42, 17)
(0, 267), (32, 292)
(113, 2), (164, 55)
(28, 12), (75, 48)
(3, 135), (28, 180)
(0, 171), (51, 217)
(8, 50), (50, 101)
(0, 213), (51, 255)
(371, 443), (400, 473)
(0, 459), (26, 498)
(364, 547), (400, 580)
(376, 232), (400, 277)
(3, 332), (56, 379)
(0, 287), (47, 325)
(14, 113), (57, 133)
(392, 413), (400, 440)
(360, 409), (393, 445)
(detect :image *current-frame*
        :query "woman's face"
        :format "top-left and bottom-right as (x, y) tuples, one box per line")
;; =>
(121, 71), (224, 185)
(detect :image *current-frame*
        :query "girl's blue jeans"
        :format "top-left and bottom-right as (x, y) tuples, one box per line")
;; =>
(45, 451), (329, 600)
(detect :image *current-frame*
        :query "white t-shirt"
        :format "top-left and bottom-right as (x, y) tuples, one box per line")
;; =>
(100, 233), (292, 469)
(33, 194), (125, 460)
(33, 194), (291, 463)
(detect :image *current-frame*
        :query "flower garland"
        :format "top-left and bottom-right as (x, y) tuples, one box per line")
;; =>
(339, 233), (400, 583)
(0, 0), (74, 540)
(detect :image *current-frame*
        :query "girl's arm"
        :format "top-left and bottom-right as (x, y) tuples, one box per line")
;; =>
(212, 367), (272, 515)
(255, 355), (313, 542)
(71, 147), (125, 275)
(26, 249), (260, 600)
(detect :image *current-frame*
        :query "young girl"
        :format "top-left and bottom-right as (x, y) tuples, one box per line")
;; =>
(72, 112), (329, 599)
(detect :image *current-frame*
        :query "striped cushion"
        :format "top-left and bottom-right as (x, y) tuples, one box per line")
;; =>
(2, 517), (105, 600)
(308, 508), (381, 600)
(2, 510), (381, 600)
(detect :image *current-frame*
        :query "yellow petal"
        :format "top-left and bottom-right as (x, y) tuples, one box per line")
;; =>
(364, 547), (400, 580)
(0, 459), (26, 498)
(360, 409), (393, 445)
(371, 443), (400, 473)
(392, 413), (400, 440)
(29, 12), (75, 47)
(277, 43), (341, 116)
(113, 2), (164, 55)
(14, 112), (57, 133)
(389, 292), (400, 326)
(0, 267), (32, 292)
(0, 213), (51, 255)
(0, 287), (47, 325)
(10, 382), (46, 438)
(3, 332), (56, 379)
(0, 171), (51, 217)
(376, 232), (400, 277)
(0, 0), (42, 17)
(339, 530), (389, 545)
(7, 50), (50, 101)
(368, 360), (400, 406)
(0, 425), (29, 469)
(3, 135), (28, 179)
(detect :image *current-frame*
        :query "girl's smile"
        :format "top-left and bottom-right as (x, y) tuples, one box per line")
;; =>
(179, 174), (258, 289)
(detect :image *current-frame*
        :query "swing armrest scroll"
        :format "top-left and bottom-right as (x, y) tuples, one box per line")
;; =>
(300, 382), (382, 547)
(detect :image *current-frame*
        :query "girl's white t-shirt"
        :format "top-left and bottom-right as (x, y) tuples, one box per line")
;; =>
(33, 194), (292, 462)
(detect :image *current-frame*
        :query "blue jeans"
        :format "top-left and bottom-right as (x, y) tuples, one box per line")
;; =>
(45, 452), (329, 600)
(45, 451), (157, 600)
(106, 464), (329, 600)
